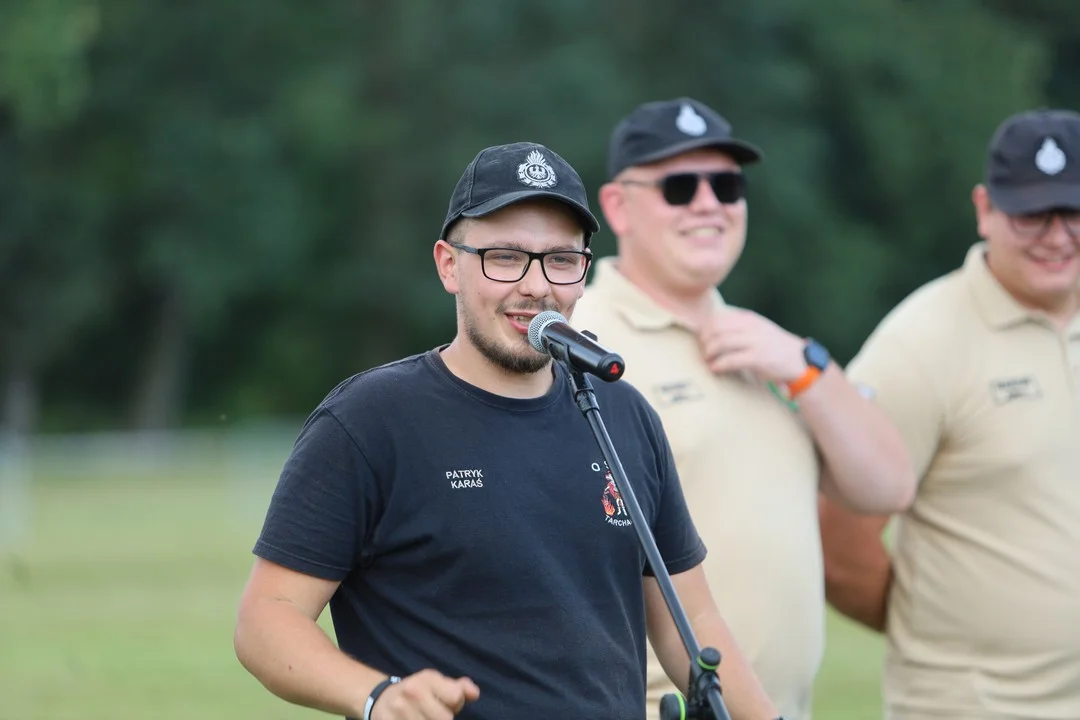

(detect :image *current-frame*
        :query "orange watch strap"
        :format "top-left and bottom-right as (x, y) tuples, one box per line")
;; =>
(785, 366), (821, 398)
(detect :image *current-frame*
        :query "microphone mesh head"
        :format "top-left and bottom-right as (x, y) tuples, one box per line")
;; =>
(527, 310), (567, 353)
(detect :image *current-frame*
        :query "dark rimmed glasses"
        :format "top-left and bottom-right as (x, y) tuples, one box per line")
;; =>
(449, 242), (592, 285)
(619, 171), (747, 206)
(1008, 209), (1080, 239)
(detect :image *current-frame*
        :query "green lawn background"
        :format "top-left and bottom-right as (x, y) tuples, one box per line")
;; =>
(0, 432), (884, 719)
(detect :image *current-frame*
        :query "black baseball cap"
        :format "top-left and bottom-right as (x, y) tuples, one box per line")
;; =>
(441, 141), (600, 244)
(607, 97), (763, 179)
(985, 108), (1080, 214)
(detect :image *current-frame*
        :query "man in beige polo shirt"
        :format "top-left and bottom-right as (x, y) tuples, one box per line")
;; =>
(819, 108), (1080, 720)
(571, 97), (918, 720)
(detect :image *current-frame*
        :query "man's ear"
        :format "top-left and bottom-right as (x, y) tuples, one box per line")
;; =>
(598, 182), (629, 238)
(972, 184), (993, 240)
(433, 239), (460, 294)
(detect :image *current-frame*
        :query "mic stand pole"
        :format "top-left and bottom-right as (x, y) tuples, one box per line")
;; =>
(564, 361), (731, 720)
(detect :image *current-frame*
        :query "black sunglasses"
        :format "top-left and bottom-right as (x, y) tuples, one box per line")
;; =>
(620, 171), (747, 206)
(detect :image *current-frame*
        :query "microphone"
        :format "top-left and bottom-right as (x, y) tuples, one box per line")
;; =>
(527, 311), (625, 382)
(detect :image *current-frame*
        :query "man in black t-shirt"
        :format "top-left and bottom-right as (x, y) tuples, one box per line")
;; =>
(234, 141), (780, 720)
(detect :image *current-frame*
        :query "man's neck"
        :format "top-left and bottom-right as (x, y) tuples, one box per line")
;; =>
(1046, 293), (1080, 332)
(614, 260), (718, 331)
(439, 339), (555, 399)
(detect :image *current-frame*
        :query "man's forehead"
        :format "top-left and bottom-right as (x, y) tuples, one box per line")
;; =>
(475, 200), (584, 229)
(630, 148), (742, 175)
(468, 217), (586, 250)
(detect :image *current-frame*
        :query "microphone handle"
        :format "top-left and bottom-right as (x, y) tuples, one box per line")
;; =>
(544, 323), (625, 382)
(567, 343), (625, 382)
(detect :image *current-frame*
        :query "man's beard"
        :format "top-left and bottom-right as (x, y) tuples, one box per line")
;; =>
(464, 302), (558, 375)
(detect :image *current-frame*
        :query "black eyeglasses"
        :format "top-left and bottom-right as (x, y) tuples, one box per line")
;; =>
(1008, 209), (1080, 239)
(449, 242), (592, 285)
(619, 171), (747, 206)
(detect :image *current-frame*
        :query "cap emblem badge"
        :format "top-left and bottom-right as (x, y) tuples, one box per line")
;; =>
(675, 103), (707, 136)
(1035, 137), (1066, 175)
(517, 150), (557, 189)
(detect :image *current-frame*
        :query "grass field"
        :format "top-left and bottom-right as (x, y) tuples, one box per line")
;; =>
(0, 434), (884, 719)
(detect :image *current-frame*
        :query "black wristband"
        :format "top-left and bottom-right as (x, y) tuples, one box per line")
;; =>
(362, 675), (401, 720)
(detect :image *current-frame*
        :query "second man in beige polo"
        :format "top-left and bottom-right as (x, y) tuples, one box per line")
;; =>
(572, 97), (917, 720)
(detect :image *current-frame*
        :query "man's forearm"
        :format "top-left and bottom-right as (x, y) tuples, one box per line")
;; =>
(818, 495), (893, 632)
(797, 364), (916, 513)
(234, 598), (384, 717)
(826, 559), (892, 632)
(653, 612), (779, 720)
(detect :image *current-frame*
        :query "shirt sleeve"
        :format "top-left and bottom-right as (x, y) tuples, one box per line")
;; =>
(643, 406), (707, 577)
(845, 322), (948, 482)
(253, 408), (379, 581)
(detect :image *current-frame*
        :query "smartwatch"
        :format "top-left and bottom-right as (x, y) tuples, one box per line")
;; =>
(785, 338), (830, 398)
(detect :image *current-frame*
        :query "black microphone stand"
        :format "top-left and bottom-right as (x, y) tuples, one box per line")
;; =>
(562, 352), (732, 720)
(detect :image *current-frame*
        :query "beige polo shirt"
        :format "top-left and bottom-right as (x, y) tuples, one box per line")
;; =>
(846, 242), (1080, 720)
(572, 258), (825, 720)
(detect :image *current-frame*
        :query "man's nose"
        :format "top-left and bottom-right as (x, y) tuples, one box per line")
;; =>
(1043, 214), (1077, 244)
(517, 257), (552, 297)
(688, 177), (722, 211)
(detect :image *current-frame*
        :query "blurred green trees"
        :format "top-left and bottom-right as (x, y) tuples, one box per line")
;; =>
(1, 0), (1075, 431)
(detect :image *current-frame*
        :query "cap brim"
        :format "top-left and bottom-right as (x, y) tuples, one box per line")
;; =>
(618, 137), (763, 176)
(988, 182), (1080, 214)
(459, 189), (601, 237)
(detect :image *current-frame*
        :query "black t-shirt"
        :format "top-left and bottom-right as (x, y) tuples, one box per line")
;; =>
(254, 348), (706, 720)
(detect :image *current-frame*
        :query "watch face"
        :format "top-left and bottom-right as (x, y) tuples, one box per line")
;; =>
(805, 340), (830, 370)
